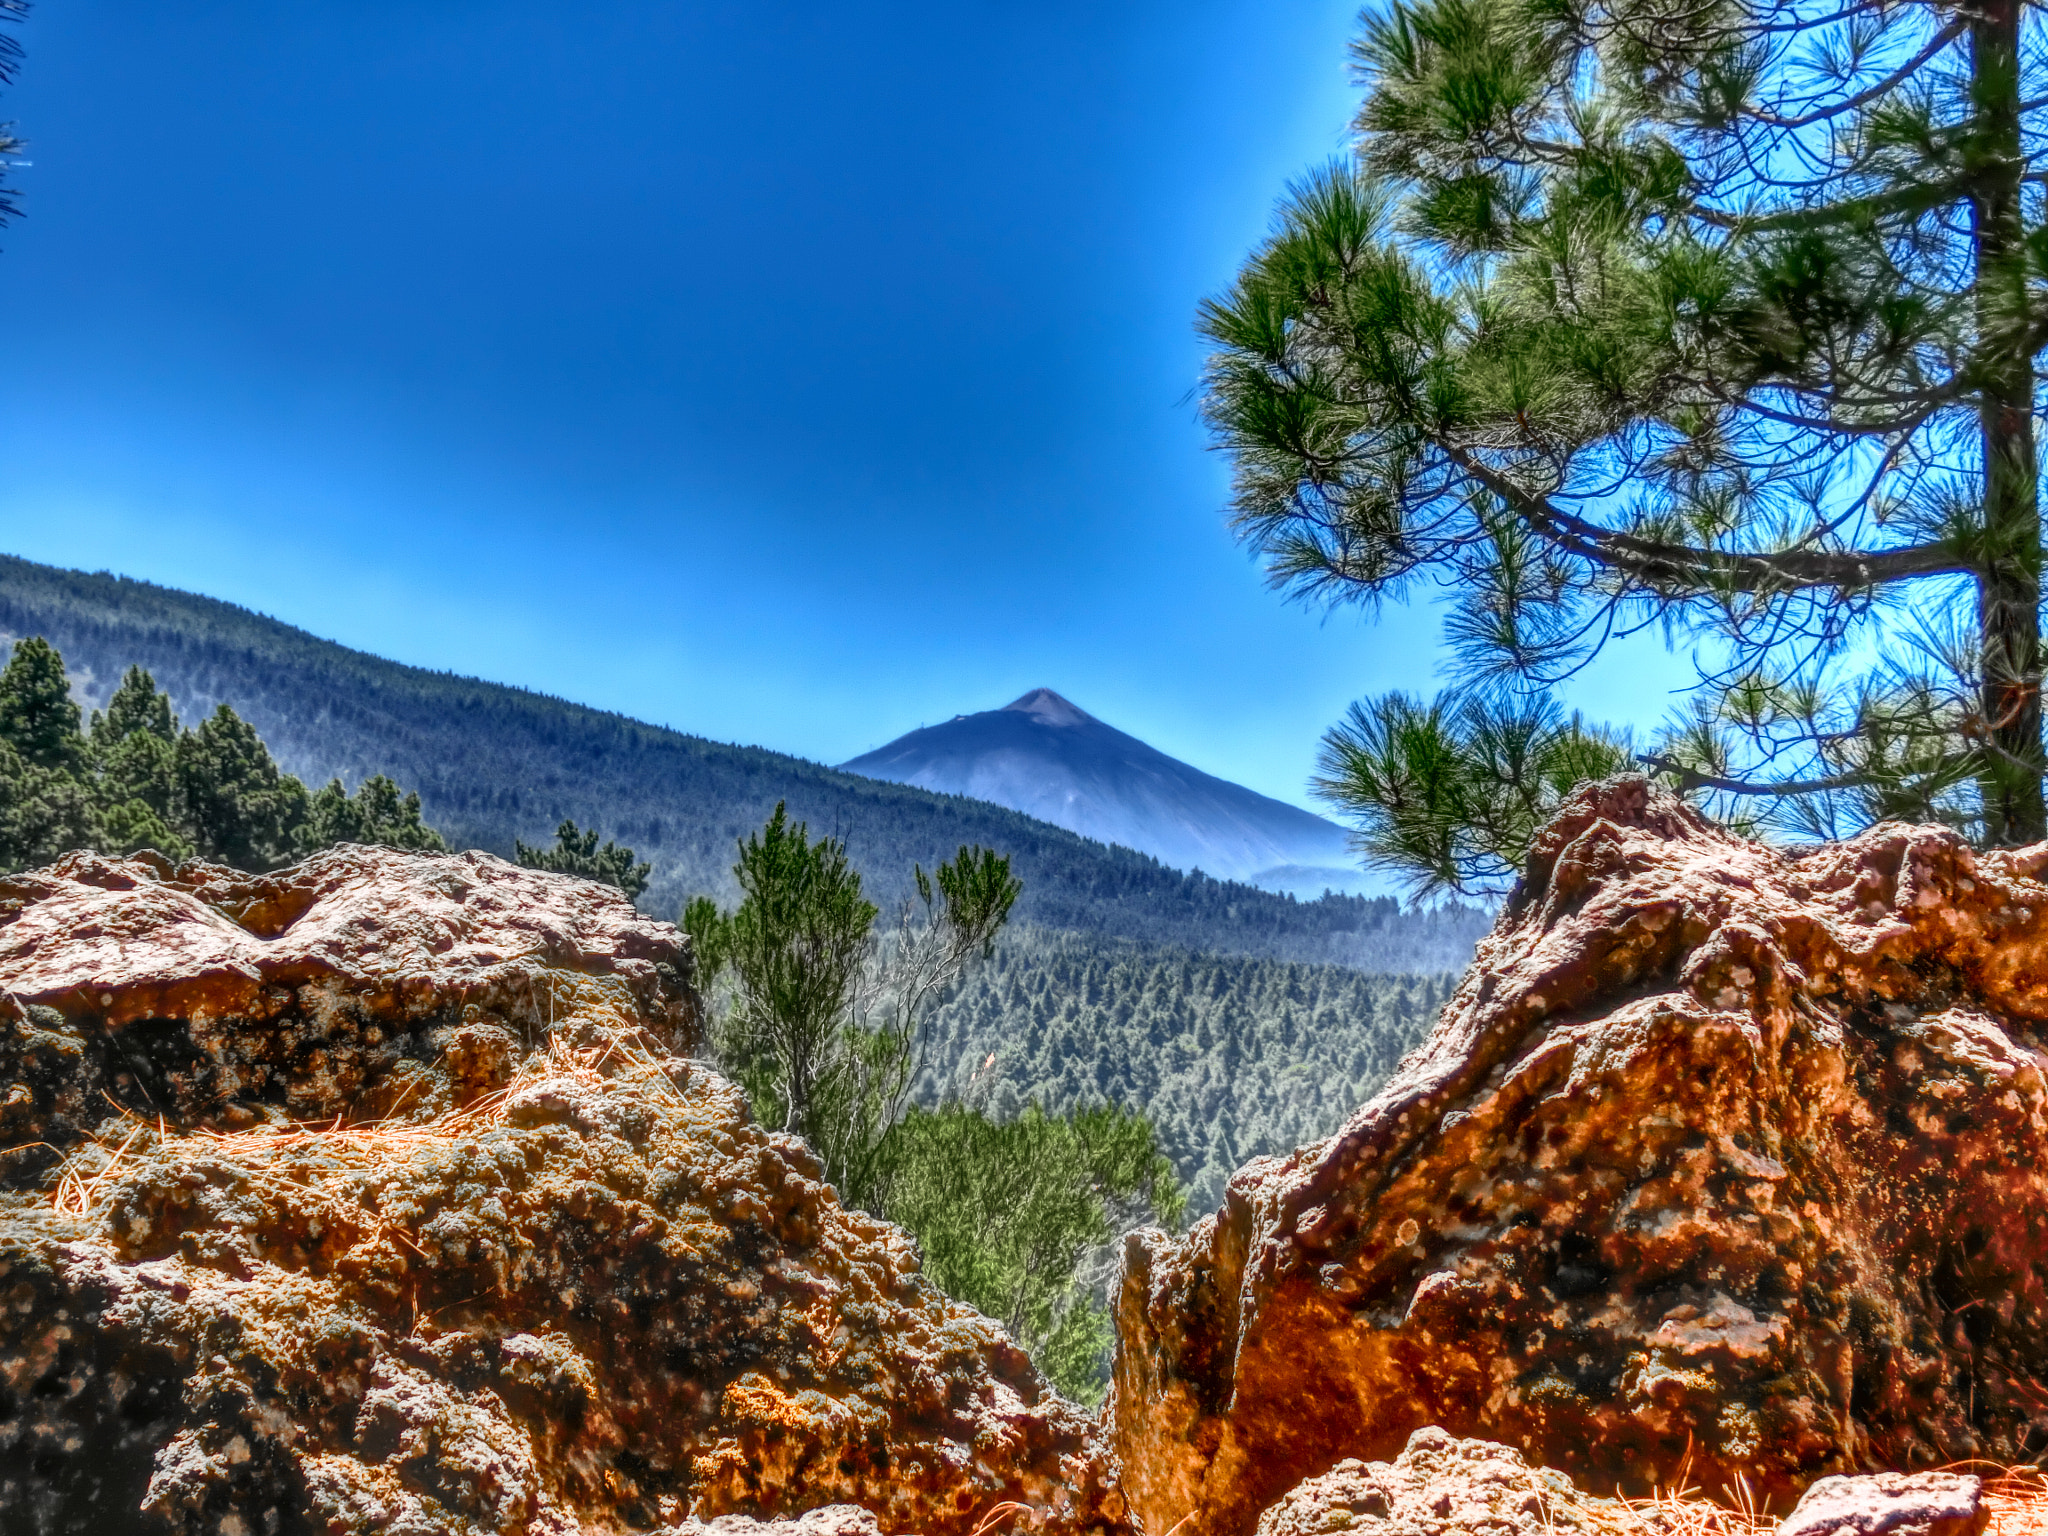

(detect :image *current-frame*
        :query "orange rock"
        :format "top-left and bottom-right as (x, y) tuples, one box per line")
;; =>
(1111, 777), (2048, 1536)
(0, 846), (1123, 1536)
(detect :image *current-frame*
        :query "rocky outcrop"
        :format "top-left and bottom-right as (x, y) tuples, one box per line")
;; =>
(0, 847), (1123, 1536)
(1248, 1433), (1991, 1536)
(1780, 1472), (1987, 1536)
(669, 1509), (882, 1536)
(0, 845), (700, 1147)
(1249, 1428), (1641, 1536)
(1111, 777), (2048, 1536)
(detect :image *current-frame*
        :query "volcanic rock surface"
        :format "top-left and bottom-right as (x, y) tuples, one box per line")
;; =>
(1249, 1427), (1642, 1536)
(1779, 1471), (1987, 1536)
(1112, 777), (2048, 1536)
(1250, 1435), (1990, 1536)
(0, 846), (1121, 1536)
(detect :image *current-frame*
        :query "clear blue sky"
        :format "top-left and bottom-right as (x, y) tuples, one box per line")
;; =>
(0, 0), (1681, 812)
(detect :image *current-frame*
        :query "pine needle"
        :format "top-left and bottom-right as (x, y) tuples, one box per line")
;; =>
(43, 1010), (694, 1225)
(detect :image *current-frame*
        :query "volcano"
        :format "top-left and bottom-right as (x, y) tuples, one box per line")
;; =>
(838, 689), (1372, 896)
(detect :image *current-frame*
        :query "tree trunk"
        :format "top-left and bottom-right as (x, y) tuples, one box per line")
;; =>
(1971, 0), (2046, 844)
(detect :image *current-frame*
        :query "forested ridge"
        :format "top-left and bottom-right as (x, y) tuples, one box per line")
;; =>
(918, 925), (1455, 1212)
(0, 555), (1486, 968)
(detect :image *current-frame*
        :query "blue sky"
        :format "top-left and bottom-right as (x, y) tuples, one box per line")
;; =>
(0, 0), (1681, 812)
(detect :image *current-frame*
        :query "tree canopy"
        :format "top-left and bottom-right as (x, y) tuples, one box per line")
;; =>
(0, 642), (446, 873)
(1204, 0), (2048, 892)
(515, 818), (652, 898)
(875, 1102), (1183, 1403)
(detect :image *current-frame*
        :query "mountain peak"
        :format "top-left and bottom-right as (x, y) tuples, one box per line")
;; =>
(1002, 688), (1095, 728)
(841, 686), (1377, 895)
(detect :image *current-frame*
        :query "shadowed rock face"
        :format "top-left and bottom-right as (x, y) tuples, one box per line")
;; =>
(0, 847), (1123, 1536)
(1110, 777), (2048, 1536)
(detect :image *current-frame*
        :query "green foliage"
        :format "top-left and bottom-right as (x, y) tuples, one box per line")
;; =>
(693, 807), (1191, 1401)
(88, 672), (192, 860)
(693, 804), (1021, 1201)
(705, 803), (879, 1142)
(515, 818), (649, 897)
(840, 841), (1022, 1200)
(1314, 692), (1634, 898)
(0, 638), (85, 772)
(868, 1101), (1183, 1404)
(0, 639), (444, 874)
(93, 664), (178, 748)
(0, 741), (99, 872)
(95, 793), (192, 864)
(0, 555), (1484, 969)
(177, 705), (312, 872)
(675, 893), (717, 962)
(920, 925), (1457, 1213)
(98, 726), (181, 823)
(1204, 0), (2048, 877)
(305, 775), (448, 854)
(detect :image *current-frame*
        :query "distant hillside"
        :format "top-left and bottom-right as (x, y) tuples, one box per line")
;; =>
(0, 555), (1489, 969)
(842, 687), (1370, 898)
(919, 926), (1455, 1213)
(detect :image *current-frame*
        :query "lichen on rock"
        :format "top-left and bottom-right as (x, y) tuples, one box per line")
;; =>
(0, 845), (1124, 1536)
(1112, 776), (2048, 1536)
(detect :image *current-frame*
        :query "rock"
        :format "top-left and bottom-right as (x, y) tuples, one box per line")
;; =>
(665, 1506), (882, 1536)
(0, 844), (700, 1146)
(1250, 1427), (1636, 1536)
(0, 846), (1123, 1536)
(1780, 1472), (1987, 1536)
(1111, 776), (2048, 1536)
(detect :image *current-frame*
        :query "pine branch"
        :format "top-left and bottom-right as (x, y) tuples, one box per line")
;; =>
(1745, 19), (1966, 129)
(1442, 444), (1969, 591)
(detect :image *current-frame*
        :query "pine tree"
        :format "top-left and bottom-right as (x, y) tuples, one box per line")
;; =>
(85, 664), (192, 861)
(92, 665), (179, 748)
(515, 819), (651, 898)
(0, 638), (445, 874)
(95, 730), (191, 862)
(689, 804), (1020, 1201)
(1202, 0), (2048, 891)
(0, 742), (98, 870)
(0, 637), (85, 772)
(869, 1101), (1182, 1403)
(176, 705), (310, 871)
(303, 774), (448, 853)
(97, 731), (180, 825)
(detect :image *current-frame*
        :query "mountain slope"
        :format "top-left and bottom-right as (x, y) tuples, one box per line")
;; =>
(919, 925), (1455, 1213)
(0, 554), (1487, 970)
(842, 688), (1367, 896)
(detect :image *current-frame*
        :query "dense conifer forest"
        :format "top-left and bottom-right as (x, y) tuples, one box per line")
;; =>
(918, 926), (1455, 1213)
(0, 555), (1488, 969)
